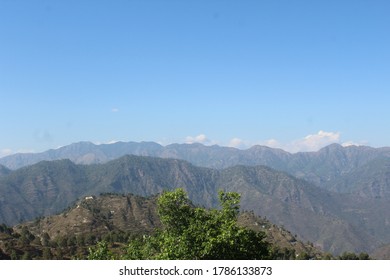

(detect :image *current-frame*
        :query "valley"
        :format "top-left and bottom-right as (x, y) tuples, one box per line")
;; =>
(1, 141), (390, 258)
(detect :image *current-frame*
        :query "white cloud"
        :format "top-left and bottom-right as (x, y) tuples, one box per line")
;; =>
(260, 131), (343, 153)
(185, 131), (345, 152)
(289, 130), (341, 152)
(262, 139), (281, 149)
(341, 140), (368, 147)
(185, 134), (221, 146)
(111, 108), (119, 113)
(228, 138), (245, 148)
(93, 140), (121, 145)
(185, 134), (210, 144)
(0, 149), (13, 158)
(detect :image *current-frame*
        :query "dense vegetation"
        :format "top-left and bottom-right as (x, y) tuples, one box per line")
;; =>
(88, 189), (270, 259)
(2, 140), (389, 257)
(129, 189), (269, 259)
(0, 190), (371, 260)
(87, 190), (368, 260)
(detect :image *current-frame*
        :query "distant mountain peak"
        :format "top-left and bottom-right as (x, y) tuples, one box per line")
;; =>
(323, 142), (343, 149)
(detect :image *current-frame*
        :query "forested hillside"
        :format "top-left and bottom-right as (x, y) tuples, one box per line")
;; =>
(1, 154), (390, 255)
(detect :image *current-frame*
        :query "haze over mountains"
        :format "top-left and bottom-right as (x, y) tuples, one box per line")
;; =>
(2, 141), (390, 196)
(1, 141), (390, 257)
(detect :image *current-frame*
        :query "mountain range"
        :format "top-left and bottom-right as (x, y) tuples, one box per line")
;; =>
(2, 141), (390, 194)
(1, 141), (390, 257)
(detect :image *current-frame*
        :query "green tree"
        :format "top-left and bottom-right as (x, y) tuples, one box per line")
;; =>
(21, 251), (31, 260)
(18, 226), (35, 246)
(358, 252), (370, 260)
(42, 247), (53, 260)
(41, 232), (51, 247)
(123, 189), (271, 260)
(338, 251), (370, 260)
(0, 248), (10, 260)
(87, 241), (114, 260)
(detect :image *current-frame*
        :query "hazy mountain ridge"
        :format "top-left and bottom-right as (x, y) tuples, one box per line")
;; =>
(0, 141), (166, 169)
(1, 154), (389, 254)
(0, 165), (11, 177)
(322, 157), (390, 198)
(0, 156), (220, 226)
(2, 141), (390, 255)
(2, 141), (390, 197)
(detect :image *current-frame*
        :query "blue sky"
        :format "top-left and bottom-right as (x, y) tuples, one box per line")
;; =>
(1, 0), (390, 157)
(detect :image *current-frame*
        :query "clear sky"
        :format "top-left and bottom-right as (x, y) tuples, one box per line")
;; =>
(1, 0), (390, 157)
